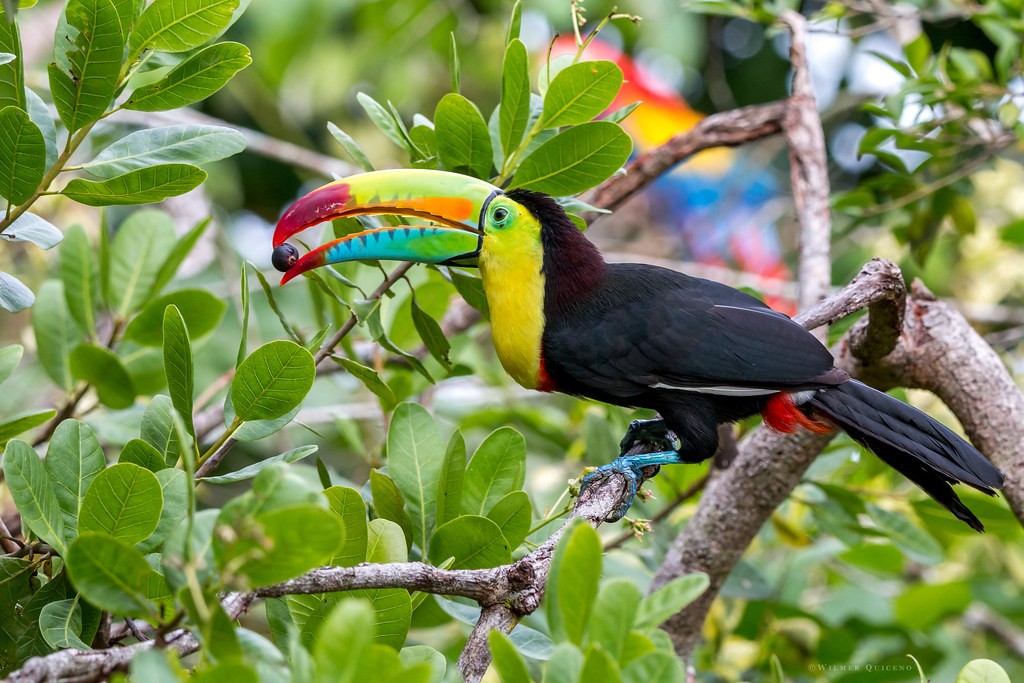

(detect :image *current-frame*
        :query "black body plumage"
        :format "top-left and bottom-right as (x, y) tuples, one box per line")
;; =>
(505, 189), (1004, 531)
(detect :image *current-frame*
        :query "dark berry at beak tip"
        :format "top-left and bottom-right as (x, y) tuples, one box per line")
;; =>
(272, 243), (299, 272)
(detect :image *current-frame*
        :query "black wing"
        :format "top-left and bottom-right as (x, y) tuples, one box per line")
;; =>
(541, 263), (840, 400)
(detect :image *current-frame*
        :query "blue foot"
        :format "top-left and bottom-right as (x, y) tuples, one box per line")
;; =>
(580, 451), (684, 522)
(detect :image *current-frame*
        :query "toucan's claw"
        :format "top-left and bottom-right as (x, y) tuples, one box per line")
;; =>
(580, 450), (685, 521)
(619, 418), (677, 457)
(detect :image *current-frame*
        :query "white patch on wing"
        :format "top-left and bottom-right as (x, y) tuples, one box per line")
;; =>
(649, 382), (777, 397)
(790, 389), (818, 405)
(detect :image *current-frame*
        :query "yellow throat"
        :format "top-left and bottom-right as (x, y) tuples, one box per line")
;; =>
(477, 218), (546, 390)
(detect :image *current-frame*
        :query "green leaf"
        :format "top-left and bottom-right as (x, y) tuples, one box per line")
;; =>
(129, 648), (181, 682)
(956, 659), (1011, 683)
(542, 642), (584, 683)
(44, 419), (105, 542)
(325, 486), (368, 566)
(125, 42), (250, 111)
(634, 573), (709, 630)
(512, 121), (631, 196)
(366, 518), (407, 563)
(327, 122), (374, 172)
(32, 281), (78, 391)
(48, 0), (128, 133)
(400, 646), (446, 683)
(59, 225), (98, 337)
(622, 651), (684, 683)
(152, 216), (210, 300)
(162, 508), (216, 593)
(505, 0), (521, 45)
(538, 60), (623, 129)
(486, 490), (531, 550)
(0, 409), (56, 446)
(1, 212), (62, 249)
(893, 580), (971, 630)
(236, 264), (249, 367)
(0, 6), (25, 112)
(26, 88), (57, 171)
(61, 163), (207, 206)
(66, 533), (157, 617)
(118, 438), (168, 471)
(39, 597), (89, 650)
(231, 340), (315, 421)
(387, 402), (445, 553)
(369, 470), (413, 549)
(0, 106), (44, 204)
(162, 304), (195, 437)
(199, 445), (317, 484)
(251, 263), (302, 342)
(79, 462), (163, 544)
(435, 430), (465, 528)
(546, 521), (601, 645)
(142, 394), (188, 466)
(357, 92), (412, 153)
(866, 504), (943, 565)
(0, 271), (33, 312)
(428, 515), (510, 569)
(410, 295), (450, 368)
(129, 0), (239, 58)
(137, 468), (188, 552)
(3, 440), (68, 556)
(313, 599), (374, 683)
(84, 124), (246, 178)
(581, 646), (621, 683)
(218, 504), (343, 588)
(587, 578), (641, 662)
(298, 590), (411, 653)
(489, 631), (531, 683)
(334, 357), (395, 411)
(448, 32), (460, 94)
(462, 427), (526, 516)
(69, 343), (135, 409)
(125, 288), (227, 346)
(0, 344), (21, 384)
(499, 39), (530, 161)
(434, 93), (493, 179)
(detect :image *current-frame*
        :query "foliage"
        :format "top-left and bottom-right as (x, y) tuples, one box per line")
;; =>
(0, 1), (1022, 682)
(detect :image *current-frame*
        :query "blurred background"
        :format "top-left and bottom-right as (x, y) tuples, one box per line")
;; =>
(4, 1), (1024, 681)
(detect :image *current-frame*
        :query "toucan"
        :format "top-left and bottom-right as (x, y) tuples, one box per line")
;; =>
(272, 169), (1004, 531)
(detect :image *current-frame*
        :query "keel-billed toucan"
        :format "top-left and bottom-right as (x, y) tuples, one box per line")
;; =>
(272, 169), (1004, 530)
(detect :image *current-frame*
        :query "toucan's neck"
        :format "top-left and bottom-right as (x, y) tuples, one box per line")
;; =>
(537, 209), (606, 320)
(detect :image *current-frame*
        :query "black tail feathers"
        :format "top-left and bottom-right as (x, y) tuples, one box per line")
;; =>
(806, 380), (1004, 532)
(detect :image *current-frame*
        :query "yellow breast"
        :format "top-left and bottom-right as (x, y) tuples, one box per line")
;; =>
(478, 235), (546, 390)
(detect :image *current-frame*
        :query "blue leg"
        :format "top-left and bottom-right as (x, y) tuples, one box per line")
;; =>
(580, 450), (687, 522)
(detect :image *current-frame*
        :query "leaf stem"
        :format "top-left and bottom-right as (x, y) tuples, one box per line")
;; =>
(197, 416), (242, 468)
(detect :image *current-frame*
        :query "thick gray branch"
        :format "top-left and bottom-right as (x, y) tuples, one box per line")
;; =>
(780, 11), (832, 314)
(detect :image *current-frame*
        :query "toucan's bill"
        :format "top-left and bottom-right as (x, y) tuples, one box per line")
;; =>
(272, 169), (502, 284)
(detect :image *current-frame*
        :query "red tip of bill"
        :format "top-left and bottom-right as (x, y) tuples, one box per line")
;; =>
(273, 182), (352, 247)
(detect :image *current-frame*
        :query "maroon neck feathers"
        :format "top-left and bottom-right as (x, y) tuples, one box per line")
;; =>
(505, 189), (606, 318)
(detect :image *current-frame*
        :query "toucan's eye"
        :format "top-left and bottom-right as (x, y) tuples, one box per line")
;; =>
(492, 206), (509, 225)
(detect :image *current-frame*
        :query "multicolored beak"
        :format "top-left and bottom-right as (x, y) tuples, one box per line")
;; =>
(273, 169), (502, 284)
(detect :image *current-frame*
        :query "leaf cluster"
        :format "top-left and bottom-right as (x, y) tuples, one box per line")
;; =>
(0, 0), (251, 311)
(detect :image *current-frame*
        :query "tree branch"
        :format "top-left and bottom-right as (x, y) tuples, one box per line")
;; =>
(583, 100), (787, 221)
(780, 11), (832, 313)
